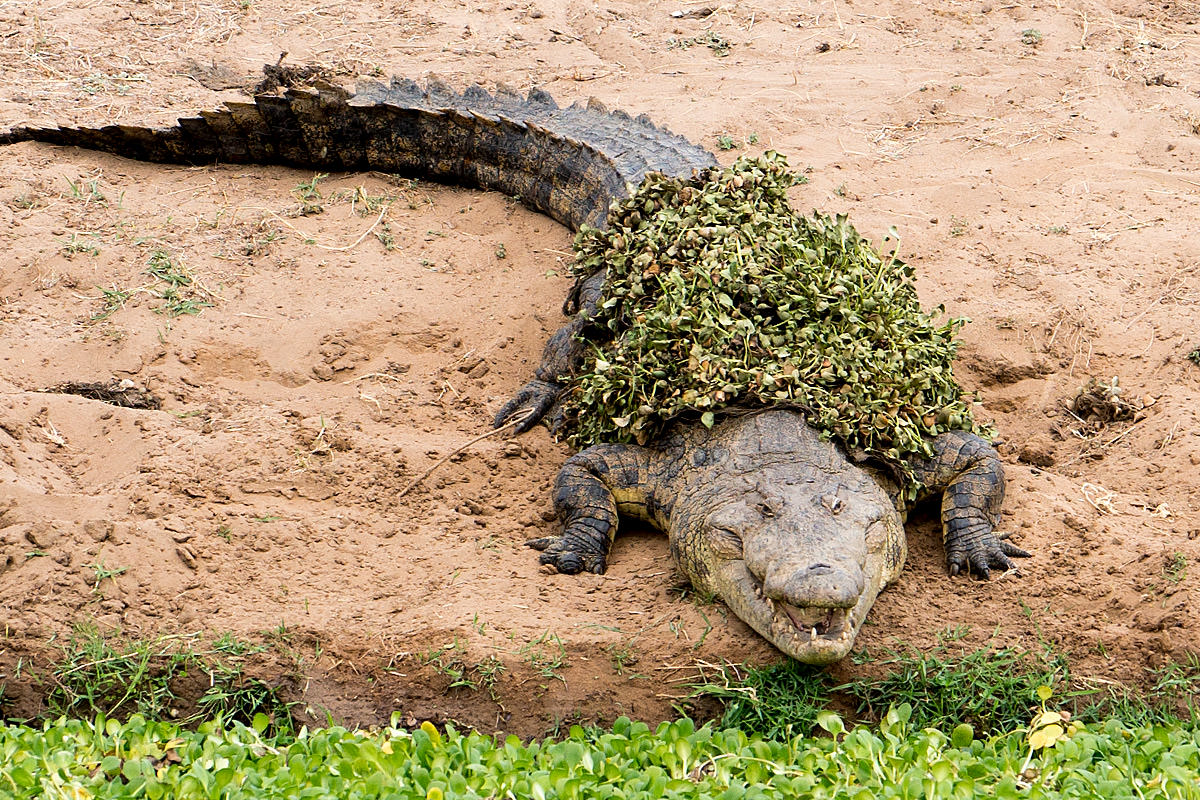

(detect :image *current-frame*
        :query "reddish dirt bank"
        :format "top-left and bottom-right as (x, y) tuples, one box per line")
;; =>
(1, 0), (1197, 736)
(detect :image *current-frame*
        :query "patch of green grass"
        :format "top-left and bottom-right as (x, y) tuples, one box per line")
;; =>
(293, 173), (328, 214)
(64, 175), (106, 205)
(44, 624), (293, 739)
(1021, 28), (1043, 46)
(59, 233), (101, 257)
(1188, 347), (1200, 366)
(687, 660), (831, 739)
(419, 641), (507, 699)
(90, 285), (132, 322)
(687, 633), (1200, 742)
(519, 630), (569, 686)
(1164, 551), (1188, 584)
(838, 642), (1069, 735)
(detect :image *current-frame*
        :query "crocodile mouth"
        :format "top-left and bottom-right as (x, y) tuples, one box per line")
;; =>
(719, 560), (878, 663)
(746, 577), (863, 647)
(779, 603), (851, 640)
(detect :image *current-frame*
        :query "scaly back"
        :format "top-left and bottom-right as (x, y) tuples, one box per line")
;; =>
(0, 75), (717, 231)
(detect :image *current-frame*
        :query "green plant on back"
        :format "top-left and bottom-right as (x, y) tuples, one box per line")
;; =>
(561, 153), (987, 497)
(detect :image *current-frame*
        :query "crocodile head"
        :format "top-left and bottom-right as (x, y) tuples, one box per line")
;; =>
(685, 464), (906, 664)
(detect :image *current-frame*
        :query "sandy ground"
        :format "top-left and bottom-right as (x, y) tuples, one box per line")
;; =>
(0, 0), (1198, 736)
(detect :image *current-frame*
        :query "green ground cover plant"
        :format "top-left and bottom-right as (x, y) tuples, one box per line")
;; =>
(2, 705), (1198, 799)
(688, 641), (1200, 739)
(40, 625), (293, 740)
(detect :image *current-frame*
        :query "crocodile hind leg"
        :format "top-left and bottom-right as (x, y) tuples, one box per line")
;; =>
(529, 443), (654, 574)
(910, 431), (1030, 579)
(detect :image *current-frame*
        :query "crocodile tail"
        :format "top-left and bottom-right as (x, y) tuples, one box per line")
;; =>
(0, 77), (717, 231)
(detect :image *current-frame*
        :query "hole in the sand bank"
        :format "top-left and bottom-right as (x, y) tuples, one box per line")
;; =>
(41, 379), (163, 410)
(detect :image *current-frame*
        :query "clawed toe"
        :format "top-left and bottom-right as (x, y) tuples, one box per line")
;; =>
(525, 536), (605, 575)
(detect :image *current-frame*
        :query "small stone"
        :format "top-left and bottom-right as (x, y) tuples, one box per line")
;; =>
(176, 545), (197, 569)
(1018, 435), (1055, 467)
(312, 363), (335, 381)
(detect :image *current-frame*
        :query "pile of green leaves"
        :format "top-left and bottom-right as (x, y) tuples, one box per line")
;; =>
(560, 153), (987, 485)
(4, 709), (1199, 799)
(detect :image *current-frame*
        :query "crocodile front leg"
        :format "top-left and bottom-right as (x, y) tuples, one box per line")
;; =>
(910, 431), (1030, 579)
(528, 443), (655, 574)
(494, 271), (607, 431)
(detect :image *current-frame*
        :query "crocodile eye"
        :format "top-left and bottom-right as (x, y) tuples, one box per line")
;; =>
(755, 502), (776, 518)
(708, 528), (744, 558)
(821, 494), (845, 514)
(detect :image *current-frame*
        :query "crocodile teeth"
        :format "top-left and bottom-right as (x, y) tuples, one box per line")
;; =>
(810, 627), (818, 641)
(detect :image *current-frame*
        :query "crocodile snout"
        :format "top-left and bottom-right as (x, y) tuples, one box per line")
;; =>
(762, 558), (866, 608)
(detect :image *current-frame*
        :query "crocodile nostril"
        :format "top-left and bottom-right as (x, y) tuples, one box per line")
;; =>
(809, 562), (833, 575)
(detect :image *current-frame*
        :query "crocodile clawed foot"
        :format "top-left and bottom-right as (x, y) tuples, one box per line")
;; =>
(947, 532), (1030, 580)
(494, 379), (562, 432)
(526, 536), (607, 575)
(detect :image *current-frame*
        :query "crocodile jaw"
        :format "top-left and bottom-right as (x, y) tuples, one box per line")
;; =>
(713, 557), (885, 665)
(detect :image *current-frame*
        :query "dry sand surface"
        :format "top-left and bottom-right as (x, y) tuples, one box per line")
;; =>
(1, 0), (1198, 735)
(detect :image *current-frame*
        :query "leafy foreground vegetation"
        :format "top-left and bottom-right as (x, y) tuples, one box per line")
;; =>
(690, 642), (1200, 740)
(39, 625), (294, 740)
(3, 706), (1199, 799)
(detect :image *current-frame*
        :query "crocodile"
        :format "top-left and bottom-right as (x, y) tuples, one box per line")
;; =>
(1, 70), (1027, 663)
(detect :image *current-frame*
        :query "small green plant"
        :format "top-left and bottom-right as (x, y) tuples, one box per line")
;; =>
(375, 222), (398, 251)
(1164, 551), (1188, 584)
(293, 173), (328, 214)
(608, 642), (641, 676)
(495, 242), (507, 259)
(1187, 347), (1200, 366)
(65, 175), (106, 204)
(688, 660), (831, 738)
(10, 193), (38, 210)
(833, 182), (847, 197)
(59, 233), (101, 257)
(90, 284), (132, 321)
(668, 30), (732, 56)
(949, 215), (969, 236)
(716, 134), (738, 151)
(1021, 28), (1043, 46)
(518, 630), (569, 685)
(145, 250), (214, 317)
(85, 560), (128, 591)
